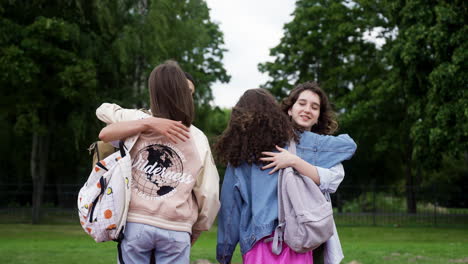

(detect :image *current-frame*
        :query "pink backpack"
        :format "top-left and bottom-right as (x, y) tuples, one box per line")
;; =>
(271, 140), (334, 254)
(77, 141), (132, 242)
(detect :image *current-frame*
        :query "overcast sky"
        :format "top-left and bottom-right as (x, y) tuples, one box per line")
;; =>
(205, 0), (296, 108)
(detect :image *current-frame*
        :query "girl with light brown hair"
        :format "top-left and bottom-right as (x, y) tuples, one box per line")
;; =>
(96, 60), (220, 264)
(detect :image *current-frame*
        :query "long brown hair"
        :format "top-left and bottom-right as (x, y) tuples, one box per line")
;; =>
(215, 88), (297, 167)
(281, 82), (338, 135)
(149, 60), (194, 127)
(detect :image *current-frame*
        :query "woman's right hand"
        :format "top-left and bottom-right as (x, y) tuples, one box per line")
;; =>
(144, 117), (190, 143)
(260, 145), (298, 174)
(260, 145), (321, 184)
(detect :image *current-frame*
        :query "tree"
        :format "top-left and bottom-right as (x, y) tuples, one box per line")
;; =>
(0, 0), (229, 223)
(371, 0), (467, 212)
(1, 9), (99, 222)
(110, 0), (230, 108)
(258, 0), (383, 100)
(258, 0), (388, 190)
(259, 0), (467, 212)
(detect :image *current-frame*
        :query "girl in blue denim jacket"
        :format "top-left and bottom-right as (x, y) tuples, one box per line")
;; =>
(215, 87), (356, 264)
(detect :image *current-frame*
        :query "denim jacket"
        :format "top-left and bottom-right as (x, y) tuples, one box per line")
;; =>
(216, 132), (357, 264)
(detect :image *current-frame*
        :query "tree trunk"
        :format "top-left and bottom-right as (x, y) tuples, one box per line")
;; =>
(405, 162), (417, 214)
(31, 132), (50, 224)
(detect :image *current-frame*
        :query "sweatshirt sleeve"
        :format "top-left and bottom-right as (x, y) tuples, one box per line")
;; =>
(96, 103), (147, 124)
(216, 165), (242, 264)
(191, 132), (221, 235)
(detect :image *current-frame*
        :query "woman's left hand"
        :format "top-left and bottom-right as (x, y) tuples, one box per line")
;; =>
(260, 145), (298, 174)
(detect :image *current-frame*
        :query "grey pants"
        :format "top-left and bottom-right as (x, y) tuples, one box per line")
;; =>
(118, 222), (191, 264)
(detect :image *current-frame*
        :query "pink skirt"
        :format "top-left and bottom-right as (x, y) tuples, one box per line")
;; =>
(243, 235), (313, 264)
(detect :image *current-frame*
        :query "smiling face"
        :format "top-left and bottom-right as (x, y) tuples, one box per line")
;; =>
(287, 90), (321, 130)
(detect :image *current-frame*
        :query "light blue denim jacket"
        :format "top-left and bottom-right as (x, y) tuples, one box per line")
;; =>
(216, 132), (357, 264)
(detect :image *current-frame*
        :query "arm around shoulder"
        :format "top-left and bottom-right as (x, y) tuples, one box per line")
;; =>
(96, 103), (146, 124)
(98, 118), (148, 142)
(96, 103), (190, 143)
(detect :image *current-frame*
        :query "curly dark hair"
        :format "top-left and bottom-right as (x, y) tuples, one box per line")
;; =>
(214, 88), (297, 167)
(281, 82), (338, 135)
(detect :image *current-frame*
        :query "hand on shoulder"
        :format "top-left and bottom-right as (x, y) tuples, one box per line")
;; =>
(143, 117), (190, 143)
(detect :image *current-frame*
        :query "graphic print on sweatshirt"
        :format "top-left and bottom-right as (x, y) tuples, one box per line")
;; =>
(131, 142), (194, 200)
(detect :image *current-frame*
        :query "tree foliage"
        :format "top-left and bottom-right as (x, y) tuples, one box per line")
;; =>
(259, 0), (383, 100)
(0, 0), (229, 222)
(260, 0), (467, 211)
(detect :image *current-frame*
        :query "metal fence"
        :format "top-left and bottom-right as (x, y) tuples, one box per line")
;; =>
(1, 184), (467, 227)
(331, 185), (468, 227)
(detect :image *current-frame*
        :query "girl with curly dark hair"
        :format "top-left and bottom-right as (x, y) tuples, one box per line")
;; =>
(214, 88), (297, 167)
(216, 88), (356, 264)
(260, 82), (348, 264)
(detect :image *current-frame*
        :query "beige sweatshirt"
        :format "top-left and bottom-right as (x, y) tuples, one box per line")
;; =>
(96, 103), (220, 237)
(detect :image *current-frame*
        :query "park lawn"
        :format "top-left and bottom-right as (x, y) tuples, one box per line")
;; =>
(340, 227), (468, 264)
(0, 224), (466, 264)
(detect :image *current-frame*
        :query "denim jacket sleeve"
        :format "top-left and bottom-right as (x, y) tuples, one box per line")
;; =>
(318, 134), (357, 166)
(217, 165), (242, 264)
(297, 132), (357, 169)
(317, 134), (356, 167)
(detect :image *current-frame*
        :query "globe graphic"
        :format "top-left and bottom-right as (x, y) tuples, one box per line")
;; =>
(132, 144), (184, 198)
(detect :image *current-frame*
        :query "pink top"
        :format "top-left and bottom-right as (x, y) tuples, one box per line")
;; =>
(243, 235), (313, 264)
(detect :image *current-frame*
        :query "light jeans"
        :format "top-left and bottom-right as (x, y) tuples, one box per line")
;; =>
(118, 222), (191, 264)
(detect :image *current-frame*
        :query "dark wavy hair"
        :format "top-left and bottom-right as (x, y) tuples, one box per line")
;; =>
(149, 60), (194, 127)
(215, 88), (297, 167)
(281, 82), (338, 135)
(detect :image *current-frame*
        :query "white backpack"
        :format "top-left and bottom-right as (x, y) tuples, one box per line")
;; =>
(77, 141), (132, 242)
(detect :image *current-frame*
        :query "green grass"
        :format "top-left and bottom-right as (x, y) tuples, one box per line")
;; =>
(3, 208), (468, 228)
(0, 224), (467, 264)
(340, 227), (468, 264)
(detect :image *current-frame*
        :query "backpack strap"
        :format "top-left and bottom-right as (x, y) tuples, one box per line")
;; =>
(270, 164), (285, 255)
(270, 222), (284, 255)
(119, 141), (127, 158)
(270, 140), (297, 255)
(88, 141), (101, 161)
